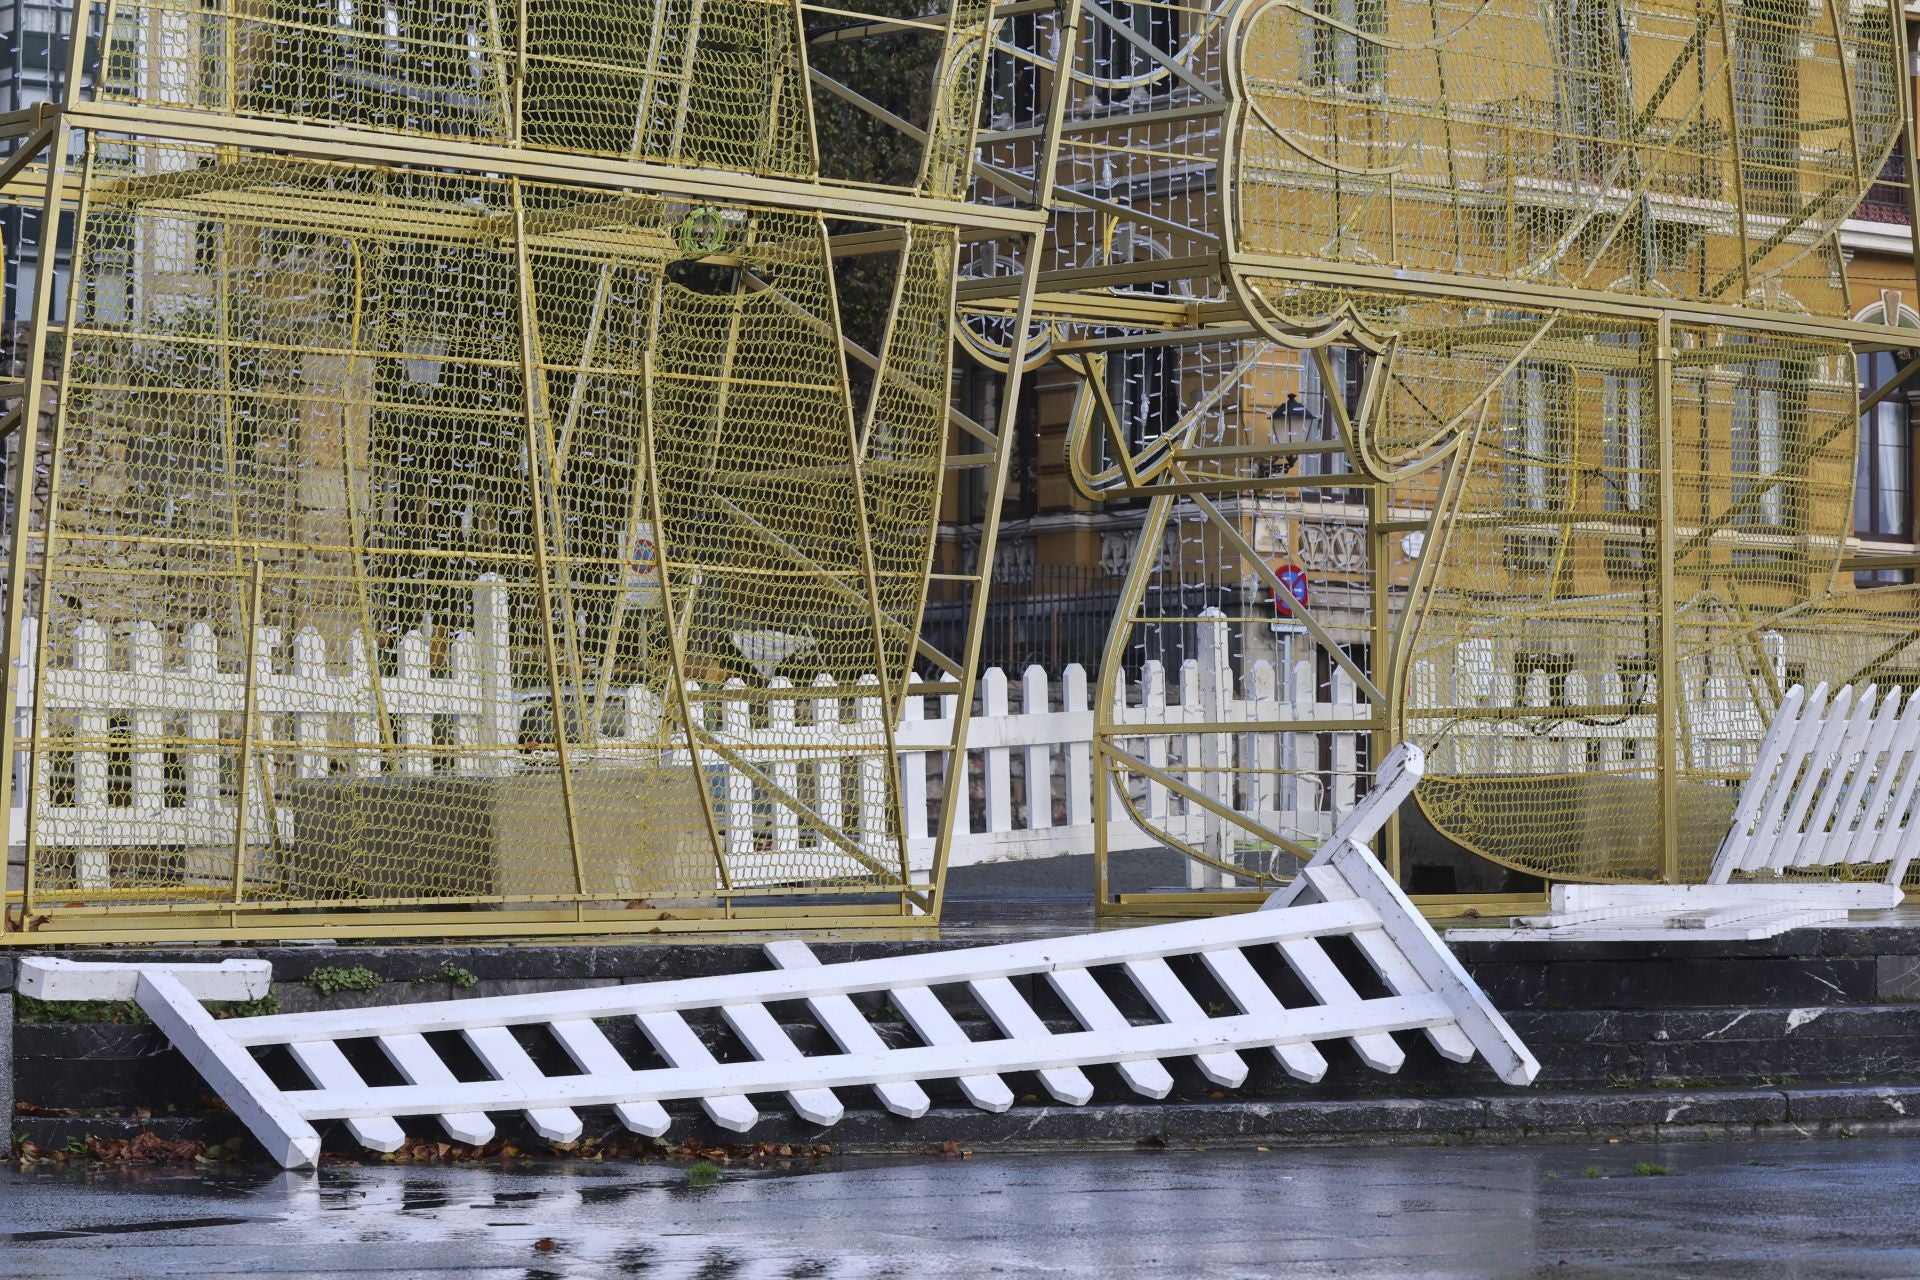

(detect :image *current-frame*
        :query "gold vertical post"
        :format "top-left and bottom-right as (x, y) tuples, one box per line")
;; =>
(926, 0), (1085, 914)
(1654, 312), (1680, 883)
(0, 125), (72, 922)
(1092, 491), (1175, 910)
(230, 557), (264, 905)
(509, 176), (588, 898)
(1368, 478), (1396, 881)
(1898, 0), (1920, 308)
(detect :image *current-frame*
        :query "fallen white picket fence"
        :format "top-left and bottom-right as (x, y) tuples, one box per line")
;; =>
(1451, 683), (1917, 943)
(22, 745), (1538, 1168)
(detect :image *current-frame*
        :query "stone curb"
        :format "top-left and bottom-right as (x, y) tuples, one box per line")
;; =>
(17, 1084), (1920, 1164)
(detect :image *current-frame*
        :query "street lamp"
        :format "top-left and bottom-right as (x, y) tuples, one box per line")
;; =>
(1268, 391), (1318, 476)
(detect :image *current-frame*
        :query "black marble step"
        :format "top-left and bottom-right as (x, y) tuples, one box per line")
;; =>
(14, 1001), (1920, 1116)
(17, 1081), (1920, 1164)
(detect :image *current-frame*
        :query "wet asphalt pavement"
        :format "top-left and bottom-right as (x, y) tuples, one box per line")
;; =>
(2, 1137), (1917, 1278)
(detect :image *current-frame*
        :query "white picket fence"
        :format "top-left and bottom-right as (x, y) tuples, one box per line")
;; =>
(5, 597), (1377, 883)
(8, 589), (1797, 889)
(1406, 635), (1787, 780)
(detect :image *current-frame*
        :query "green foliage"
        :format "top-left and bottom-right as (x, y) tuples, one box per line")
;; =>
(1582, 1166), (1603, 1179)
(1633, 1162), (1670, 1177)
(212, 994), (281, 1019)
(15, 996), (148, 1024)
(305, 966), (384, 997)
(685, 1160), (722, 1188)
(414, 962), (479, 990)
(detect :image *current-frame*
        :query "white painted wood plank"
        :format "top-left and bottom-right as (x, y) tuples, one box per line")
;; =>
(1198, 947), (1327, 1082)
(1299, 865), (1475, 1063)
(1710, 683), (1815, 880)
(1022, 665), (1054, 833)
(1872, 694), (1920, 883)
(377, 1033), (496, 1145)
(1121, 957), (1248, 1087)
(721, 1002), (845, 1126)
(135, 972), (322, 1170)
(764, 941), (929, 1118)
(635, 1011), (759, 1133)
(969, 976), (1094, 1105)
(287, 993), (1458, 1121)
(547, 1019), (670, 1137)
(1046, 967), (1173, 1099)
(1273, 937), (1405, 1073)
(20, 958), (271, 1003)
(230, 899), (1379, 1045)
(463, 1026), (584, 1143)
(1814, 688), (1904, 867)
(1776, 685), (1858, 868)
(887, 984), (1015, 1113)
(286, 1040), (408, 1153)
(1551, 883), (1902, 912)
(1326, 841), (1540, 1086)
(1793, 686), (1879, 868)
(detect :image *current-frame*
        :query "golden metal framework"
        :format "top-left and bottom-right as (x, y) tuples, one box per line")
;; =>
(0, 0), (1067, 942)
(985, 0), (1920, 909)
(4, 0), (1916, 941)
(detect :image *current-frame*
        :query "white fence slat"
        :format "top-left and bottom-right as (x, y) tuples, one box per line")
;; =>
(768, 679), (801, 857)
(1063, 665), (1092, 828)
(1298, 865), (1476, 1063)
(886, 983), (1016, 1113)
(721, 1001), (845, 1126)
(291, 994), (1460, 1123)
(1121, 957), (1248, 1087)
(1046, 967), (1174, 1099)
(1021, 665), (1053, 833)
(982, 667), (1012, 835)
(968, 976), (1094, 1105)
(462, 1025), (584, 1143)
(134, 971), (322, 1169)
(1197, 947), (1328, 1082)
(286, 1040), (408, 1153)
(1274, 937), (1406, 1073)
(764, 940), (930, 1118)
(130, 621), (165, 809)
(547, 1019), (671, 1137)
(635, 1011), (759, 1133)
(377, 1033), (496, 1145)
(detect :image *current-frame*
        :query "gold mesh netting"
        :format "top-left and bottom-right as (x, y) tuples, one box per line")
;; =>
(1201, 0), (1911, 882)
(93, 0), (819, 174)
(20, 124), (961, 908)
(1227, 0), (1905, 319)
